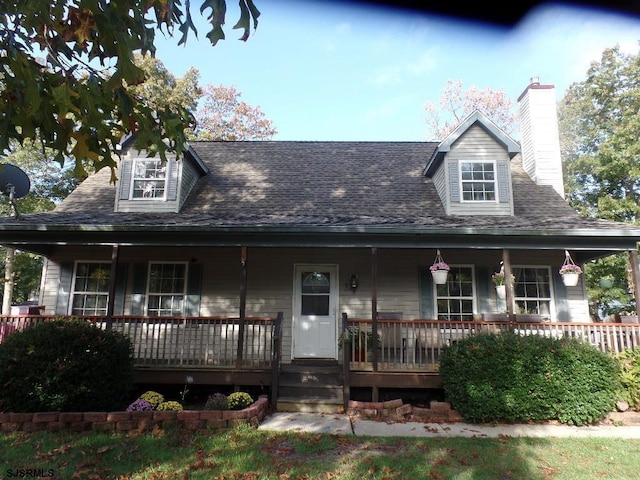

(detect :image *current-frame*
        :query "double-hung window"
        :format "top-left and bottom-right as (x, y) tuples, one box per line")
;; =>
(71, 262), (111, 315)
(435, 266), (475, 321)
(131, 159), (167, 199)
(460, 161), (496, 201)
(147, 262), (187, 316)
(513, 267), (552, 316)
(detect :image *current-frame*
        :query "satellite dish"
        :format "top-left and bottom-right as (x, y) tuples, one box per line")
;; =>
(0, 163), (31, 199)
(0, 163), (30, 219)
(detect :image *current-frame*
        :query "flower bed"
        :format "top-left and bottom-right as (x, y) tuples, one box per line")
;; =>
(0, 395), (269, 433)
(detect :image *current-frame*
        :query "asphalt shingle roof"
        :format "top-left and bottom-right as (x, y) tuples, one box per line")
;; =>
(1, 141), (637, 235)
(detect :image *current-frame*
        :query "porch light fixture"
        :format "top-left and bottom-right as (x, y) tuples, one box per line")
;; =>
(350, 274), (359, 292)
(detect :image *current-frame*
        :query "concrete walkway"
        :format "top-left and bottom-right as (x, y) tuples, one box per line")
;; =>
(258, 412), (640, 439)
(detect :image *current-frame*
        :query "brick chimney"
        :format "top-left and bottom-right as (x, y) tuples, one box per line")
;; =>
(517, 77), (565, 198)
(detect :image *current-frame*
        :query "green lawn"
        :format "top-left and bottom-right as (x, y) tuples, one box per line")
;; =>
(2, 424), (640, 479)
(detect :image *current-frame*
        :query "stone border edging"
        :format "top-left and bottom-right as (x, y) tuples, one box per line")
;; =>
(0, 395), (269, 433)
(347, 399), (464, 423)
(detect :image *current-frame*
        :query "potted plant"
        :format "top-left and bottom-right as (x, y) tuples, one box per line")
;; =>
(559, 251), (583, 287)
(430, 249), (450, 284)
(339, 327), (380, 362)
(491, 270), (514, 299)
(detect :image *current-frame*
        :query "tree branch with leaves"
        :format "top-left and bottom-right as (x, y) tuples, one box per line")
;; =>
(0, 0), (260, 182)
(423, 79), (519, 140)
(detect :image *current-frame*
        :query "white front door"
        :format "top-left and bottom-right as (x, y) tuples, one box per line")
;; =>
(293, 264), (338, 359)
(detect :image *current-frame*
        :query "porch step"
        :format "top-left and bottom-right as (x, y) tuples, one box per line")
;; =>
(276, 361), (345, 413)
(276, 397), (344, 414)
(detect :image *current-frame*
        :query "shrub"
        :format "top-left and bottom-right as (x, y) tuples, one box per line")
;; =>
(126, 399), (153, 412)
(227, 392), (253, 410)
(139, 391), (165, 409)
(0, 318), (134, 413)
(439, 331), (622, 426)
(615, 348), (640, 410)
(205, 393), (228, 410)
(157, 401), (183, 411)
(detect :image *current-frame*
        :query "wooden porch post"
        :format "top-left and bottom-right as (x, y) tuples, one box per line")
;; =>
(371, 247), (379, 401)
(629, 248), (640, 317)
(236, 246), (248, 369)
(105, 244), (120, 330)
(342, 312), (351, 411)
(502, 248), (515, 322)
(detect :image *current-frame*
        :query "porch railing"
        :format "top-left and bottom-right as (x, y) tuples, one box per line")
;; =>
(2, 314), (639, 374)
(343, 317), (640, 372)
(0, 314), (283, 369)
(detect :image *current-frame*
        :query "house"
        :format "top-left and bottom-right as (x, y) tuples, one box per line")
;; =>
(2, 78), (640, 409)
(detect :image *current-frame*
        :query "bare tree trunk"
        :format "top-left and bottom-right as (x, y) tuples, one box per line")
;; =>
(629, 249), (640, 316)
(2, 247), (15, 314)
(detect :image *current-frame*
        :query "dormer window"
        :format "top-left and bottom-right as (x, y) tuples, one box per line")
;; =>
(460, 161), (496, 202)
(132, 159), (167, 199)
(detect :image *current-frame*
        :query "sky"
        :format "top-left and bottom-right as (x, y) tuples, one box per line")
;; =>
(152, 1), (640, 142)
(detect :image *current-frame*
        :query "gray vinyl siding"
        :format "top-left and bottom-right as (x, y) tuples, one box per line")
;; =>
(431, 166), (448, 210)
(180, 159), (202, 207)
(40, 259), (62, 315)
(440, 125), (514, 216)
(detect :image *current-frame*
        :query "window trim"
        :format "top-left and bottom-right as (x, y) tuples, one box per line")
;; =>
(145, 261), (189, 317)
(434, 265), (476, 321)
(70, 260), (111, 316)
(512, 265), (554, 318)
(459, 160), (498, 203)
(129, 158), (168, 200)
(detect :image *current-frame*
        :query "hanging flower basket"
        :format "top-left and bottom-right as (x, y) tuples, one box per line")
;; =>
(560, 251), (583, 287)
(561, 272), (580, 287)
(431, 269), (449, 284)
(430, 249), (450, 285)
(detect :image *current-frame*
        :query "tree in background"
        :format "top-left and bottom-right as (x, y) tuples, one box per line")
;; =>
(129, 54), (202, 118)
(0, 1), (260, 182)
(192, 84), (278, 140)
(131, 55), (276, 141)
(1, 141), (78, 308)
(558, 44), (640, 318)
(423, 79), (519, 140)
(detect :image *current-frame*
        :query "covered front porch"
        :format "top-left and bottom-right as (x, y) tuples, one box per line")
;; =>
(2, 313), (639, 407)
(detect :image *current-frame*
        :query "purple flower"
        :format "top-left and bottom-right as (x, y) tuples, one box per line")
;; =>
(560, 264), (583, 275)
(126, 399), (153, 412)
(430, 262), (450, 272)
